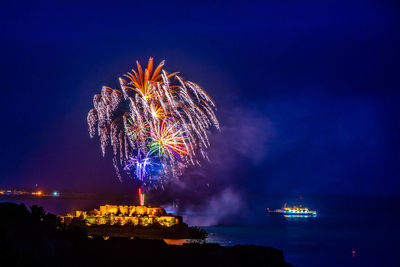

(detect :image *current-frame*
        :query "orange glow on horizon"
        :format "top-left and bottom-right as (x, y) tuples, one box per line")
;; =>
(32, 190), (43, 196)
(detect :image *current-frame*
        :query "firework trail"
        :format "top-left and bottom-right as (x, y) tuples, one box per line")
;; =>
(124, 150), (156, 181)
(87, 58), (219, 187)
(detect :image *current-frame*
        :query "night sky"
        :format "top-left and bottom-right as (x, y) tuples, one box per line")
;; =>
(1, 1), (399, 198)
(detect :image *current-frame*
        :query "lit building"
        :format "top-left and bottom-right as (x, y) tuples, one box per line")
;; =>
(61, 205), (182, 228)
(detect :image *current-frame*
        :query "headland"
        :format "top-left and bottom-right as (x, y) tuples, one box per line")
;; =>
(61, 204), (193, 239)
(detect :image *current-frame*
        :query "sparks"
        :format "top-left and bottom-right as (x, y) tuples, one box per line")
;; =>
(124, 150), (155, 181)
(149, 121), (189, 159)
(87, 57), (219, 187)
(138, 188), (145, 206)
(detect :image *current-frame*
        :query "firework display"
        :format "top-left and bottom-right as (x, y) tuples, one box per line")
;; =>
(87, 58), (219, 187)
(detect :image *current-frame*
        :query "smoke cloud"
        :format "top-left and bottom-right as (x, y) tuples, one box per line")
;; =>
(149, 106), (273, 225)
(180, 188), (243, 226)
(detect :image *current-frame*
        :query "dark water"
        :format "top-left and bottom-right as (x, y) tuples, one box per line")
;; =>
(203, 195), (400, 267)
(2, 195), (399, 267)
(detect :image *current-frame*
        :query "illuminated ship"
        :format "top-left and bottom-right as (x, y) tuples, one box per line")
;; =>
(267, 203), (317, 217)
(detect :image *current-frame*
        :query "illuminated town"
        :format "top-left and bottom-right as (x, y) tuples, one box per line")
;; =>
(0, 188), (59, 197)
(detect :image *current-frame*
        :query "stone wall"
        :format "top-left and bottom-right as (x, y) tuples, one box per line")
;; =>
(60, 205), (180, 228)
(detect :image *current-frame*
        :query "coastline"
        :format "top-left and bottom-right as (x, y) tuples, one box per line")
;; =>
(0, 201), (293, 267)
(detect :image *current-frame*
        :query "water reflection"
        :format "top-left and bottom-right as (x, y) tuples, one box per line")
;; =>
(284, 214), (317, 220)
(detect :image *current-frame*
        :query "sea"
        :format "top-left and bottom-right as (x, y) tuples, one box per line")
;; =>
(1, 195), (399, 267)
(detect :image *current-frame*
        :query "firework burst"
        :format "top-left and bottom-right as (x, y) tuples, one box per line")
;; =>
(87, 58), (219, 187)
(124, 150), (156, 181)
(149, 120), (189, 159)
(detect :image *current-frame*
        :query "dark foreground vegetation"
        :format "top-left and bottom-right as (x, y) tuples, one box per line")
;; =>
(0, 202), (292, 267)
(69, 217), (206, 239)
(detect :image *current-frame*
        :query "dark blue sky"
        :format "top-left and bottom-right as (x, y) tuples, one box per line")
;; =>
(1, 1), (399, 196)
